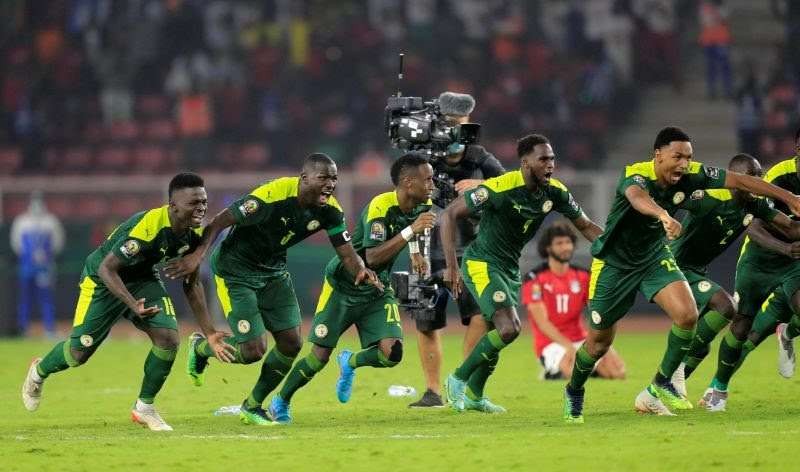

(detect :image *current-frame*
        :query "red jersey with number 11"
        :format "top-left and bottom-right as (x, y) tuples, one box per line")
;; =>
(521, 263), (589, 356)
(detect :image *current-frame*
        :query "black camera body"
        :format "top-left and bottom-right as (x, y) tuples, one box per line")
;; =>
(391, 271), (438, 311)
(384, 96), (481, 159)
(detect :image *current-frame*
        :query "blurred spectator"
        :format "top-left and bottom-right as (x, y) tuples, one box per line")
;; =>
(735, 60), (763, 156)
(633, 0), (681, 91)
(699, 0), (733, 100)
(10, 191), (64, 337)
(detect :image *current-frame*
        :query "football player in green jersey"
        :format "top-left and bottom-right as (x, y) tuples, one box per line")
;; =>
(562, 126), (800, 423)
(21, 173), (235, 431)
(265, 153), (436, 423)
(164, 153), (382, 425)
(700, 138), (800, 411)
(668, 153), (800, 398)
(441, 134), (604, 413)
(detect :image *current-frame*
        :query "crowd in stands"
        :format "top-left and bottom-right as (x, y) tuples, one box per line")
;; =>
(734, 1), (800, 163)
(0, 0), (700, 178)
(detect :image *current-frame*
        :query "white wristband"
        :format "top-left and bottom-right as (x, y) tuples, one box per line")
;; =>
(408, 240), (420, 254)
(401, 226), (414, 241)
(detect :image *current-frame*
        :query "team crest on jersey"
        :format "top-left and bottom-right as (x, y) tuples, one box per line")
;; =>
(120, 239), (140, 257)
(239, 199), (259, 216)
(237, 320), (251, 334)
(743, 214), (754, 226)
(672, 192), (685, 205)
(632, 175), (647, 187)
(691, 190), (704, 200)
(542, 200), (553, 213)
(80, 335), (93, 347)
(307, 220), (320, 231)
(591, 311), (602, 325)
(177, 245), (190, 255)
(570, 280), (581, 294)
(493, 291), (507, 303)
(470, 187), (489, 206)
(698, 281), (712, 293)
(369, 222), (386, 241)
(314, 324), (328, 338)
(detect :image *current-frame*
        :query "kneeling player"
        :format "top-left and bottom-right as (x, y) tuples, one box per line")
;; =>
(522, 222), (625, 380)
(21, 173), (234, 431)
(265, 153), (435, 424)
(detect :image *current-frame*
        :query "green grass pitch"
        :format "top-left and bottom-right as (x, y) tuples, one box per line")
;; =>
(2, 330), (799, 471)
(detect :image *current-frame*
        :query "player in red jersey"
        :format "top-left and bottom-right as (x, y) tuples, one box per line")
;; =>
(522, 222), (626, 380)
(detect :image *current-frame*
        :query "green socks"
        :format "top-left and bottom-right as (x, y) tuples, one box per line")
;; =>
(567, 344), (598, 391)
(684, 311), (729, 377)
(138, 345), (177, 403)
(247, 348), (296, 407)
(37, 341), (79, 378)
(655, 324), (695, 383)
(466, 353), (499, 400)
(454, 330), (507, 382)
(279, 351), (327, 402)
(348, 345), (396, 369)
(710, 331), (744, 391)
(785, 315), (800, 339)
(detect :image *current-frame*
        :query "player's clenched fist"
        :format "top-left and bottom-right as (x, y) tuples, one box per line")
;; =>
(658, 211), (682, 240)
(411, 212), (436, 234)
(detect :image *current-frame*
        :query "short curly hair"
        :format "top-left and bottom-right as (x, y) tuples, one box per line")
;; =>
(537, 221), (577, 259)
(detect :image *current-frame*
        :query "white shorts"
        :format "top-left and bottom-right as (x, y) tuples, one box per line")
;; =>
(540, 340), (586, 377)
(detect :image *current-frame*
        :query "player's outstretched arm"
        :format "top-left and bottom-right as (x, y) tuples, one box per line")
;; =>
(182, 269), (236, 362)
(570, 213), (604, 243)
(165, 209), (237, 280)
(768, 211), (800, 241)
(624, 185), (682, 240)
(98, 252), (160, 318)
(748, 218), (800, 259)
(725, 171), (800, 216)
(334, 242), (384, 292)
(440, 196), (471, 298)
(365, 212), (435, 268)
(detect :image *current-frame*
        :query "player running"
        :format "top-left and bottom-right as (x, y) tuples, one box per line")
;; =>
(164, 153), (382, 426)
(562, 126), (800, 423)
(265, 153), (435, 423)
(21, 173), (235, 431)
(442, 134), (604, 413)
(668, 153), (800, 397)
(522, 221), (625, 380)
(700, 149), (800, 411)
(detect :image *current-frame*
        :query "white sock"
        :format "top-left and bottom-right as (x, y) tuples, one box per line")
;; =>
(136, 399), (154, 411)
(31, 368), (43, 383)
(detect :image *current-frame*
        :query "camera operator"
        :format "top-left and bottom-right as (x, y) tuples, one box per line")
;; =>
(409, 92), (506, 408)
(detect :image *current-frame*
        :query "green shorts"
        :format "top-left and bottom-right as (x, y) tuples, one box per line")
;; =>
(588, 248), (686, 330)
(734, 260), (800, 318)
(461, 258), (521, 321)
(307, 277), (402, 349)
(683, 268), (723, 314)
(69, 275), (177, 351)
(214, 272), (301, 343)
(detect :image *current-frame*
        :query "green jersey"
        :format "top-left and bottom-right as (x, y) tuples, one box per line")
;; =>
(211, 177), (348, 281)
(591, 160), (727, 269)
(671, 189), (778, 273)
(462, 170), (583, 273)
(84, 205), (202, 283)
(738, 157), (800, 269)
(326, 190), (432, 295)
